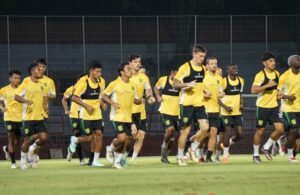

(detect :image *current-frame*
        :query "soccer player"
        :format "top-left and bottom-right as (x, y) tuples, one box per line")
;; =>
(15, 63), (49, 169)
(172, 45), (209, 165)
(251, 53), (284, 163)
(202, 57), (224, 162)
(154, 67), (180, 164)
(102, 62), (141, 168)
(129, 54), (155, 163)
(277, 54), (300, 162)
(68, 61), (105, 167)
(219, 64), (245, 163)
(62, 73), (86, 165)
(0, 70), (22, 169)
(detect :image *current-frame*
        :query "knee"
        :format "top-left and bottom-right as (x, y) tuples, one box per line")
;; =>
(138, 131), (146, 140)
(256, 128), (264, 136)
(94, 130), (103, 137)
(166, 127), (175, 135)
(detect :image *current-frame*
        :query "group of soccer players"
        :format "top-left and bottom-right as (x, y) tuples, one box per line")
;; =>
(1, 45), (300, 169)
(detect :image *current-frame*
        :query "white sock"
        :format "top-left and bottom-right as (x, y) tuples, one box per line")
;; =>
(191, 141), (200, 151)
(263, 138), (275, 150)
(229, 137), (235, 146)
(215, 150), (222, 158)
(123, 151), (129, 158)
(198, 148), (204, 158)
(253, 144), (260, 156)
(110, 143), (116, 151)
(114, 152), (123, 163)
(73, 136), (79, 143)
(223, 147), (229, 156)
(162, 141), (168, 149)
(132, 152), (138, 160)
(21, 152), (27, 163)
(288, 149), (294, 159)
(93, 152), (100, 163)
(177, 148), (184, 158)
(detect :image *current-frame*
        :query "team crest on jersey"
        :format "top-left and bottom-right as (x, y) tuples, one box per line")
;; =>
(183, 117), (188, 123)
(139, 78), (143, 83)
(85, 128), (90, 134)
(217, 80), (220, 84)
(25, 128), (29, 135)
(258, 120), (263, 126)
(117, 125), (123, 131)
(165, 120), (170, 126)
(41, 86), (44, 91)
(7, 125), (12, 130)
(131, 86), (135, 91)
(224, 118), (228, 124)
(72, 123), (78, 128)
(291, 119), (297, 125)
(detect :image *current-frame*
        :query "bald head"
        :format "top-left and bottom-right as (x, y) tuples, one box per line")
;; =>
(287, 55), (300, 67)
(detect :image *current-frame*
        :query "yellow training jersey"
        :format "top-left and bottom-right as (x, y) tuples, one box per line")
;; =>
(155, 76), (180, 116)
(130, 72), (151, 115)
(104, 77), (138, 123)
(74, 78), (102, 120)
(17, 78), (44, 121)
(175, 61), (205, 107)
(221, 76), (244, 116)
(63, 85), (80, 119)
(76, 75), (106, 95)
(0, 84), (23, 122)
(277, 68), (300, 112)
(252, 69), (280, 108)
(203, 72), (223, 113)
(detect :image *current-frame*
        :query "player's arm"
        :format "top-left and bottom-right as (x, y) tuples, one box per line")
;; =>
(45, 79), (56, 100)
(15, 95), (33, 105)
(0, 100), (6, 112)
(218, 99), (233, 113)
(172, 66), (196, 89)
(251, 73), (276, 94)
(154, 77), (163, 103)
(240, 78), (244, 111)
(72, 82), (94, 114)
(144, 76), (155, 104)
(14, 82), (33, 105)
(62, 96), (70, 115)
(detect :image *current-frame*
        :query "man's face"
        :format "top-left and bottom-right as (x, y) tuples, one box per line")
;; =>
(130, 57), (142, 71)
(263, 58), (276, 70)
(193, 52), (206, 64)
(206, 59), (218, 73)
(32, 66), (43, 79)
(90, 68), (101, 80)
(9, 74), (21, 86)
(122, 64), (132, 78)
(228, 65), (238, 76)
(38, 63), (47, 75)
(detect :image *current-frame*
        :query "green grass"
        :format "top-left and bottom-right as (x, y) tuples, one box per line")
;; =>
(0, 155), (299, 195)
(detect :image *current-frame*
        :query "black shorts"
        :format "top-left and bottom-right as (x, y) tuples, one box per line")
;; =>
(256, 107), (282, 128)
(4, 121), (22, 137)
(132, 113), (147, 132)
(160, 114), (179, 131)
(222, 115), (243, 127)
(207, 112), (220, 129)
(180, 105), (208, 126)
(80, 119), (103, 135)
(69, 118), (81, 132)
(218, 117), (225, 133)
(23, 120), (47, 136)
(111, 121), (132, 136)
(283, 112), (300, 129)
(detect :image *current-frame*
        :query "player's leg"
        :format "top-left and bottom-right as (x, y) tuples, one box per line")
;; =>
(160, 114), (176, 164)
(91, 127), (104, 167)
(132, 113), (146, 162)
(206, 127), (218, 162)
(285, 113), (300, 162)
(253, 107), (268, 162)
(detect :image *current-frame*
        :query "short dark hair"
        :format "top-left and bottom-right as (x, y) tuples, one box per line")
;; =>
(206, 56), (217, 64)
(171, 66), (178, 72)
(227, 64), (237, 68)
(9, 70), (21, 77)
(88, 60), (102, 71)
(34, 58), (47, 66)
(193, 45), (207, 53)
(128, 54), (141, 62)
(28, 63), (39, 75)
(262, 53), (276, 62)
(118, 62), (129, 76)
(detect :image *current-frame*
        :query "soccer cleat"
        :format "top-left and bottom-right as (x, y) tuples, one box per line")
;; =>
(30, 154), (39, 168)
(2, 146), (10, 161)
(198, 157), (205, 163)
(161, 157), (170, 164)
(106, 146), (114, 164)
(183, 152), (190, 161)
(113, 162), (123, 169)
(11, 163), (17, 169)
(177, 158), (187, 166)
(67, 148), (72, 162)
(161, 146), (170, 164)
(79, 159), (85, 166)
(222, 156), (229, 163)
(260, 148), (273, 161)
(205, 158), (214, 163)
(68, 136), (77, 153)
(214, 156), (221, 163)
(253, 156), (262, 163)
(288, 157), (299, 163)
(20, 161), (28, 170)
(92, 161), (105, 167)
(188, 148), (198, 163)
(120, 157), (129, 167)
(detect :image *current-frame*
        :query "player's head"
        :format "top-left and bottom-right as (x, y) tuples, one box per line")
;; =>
(8, 70), (21, 86)
(227, 64), (238, 76)
(287, 55), (300, 69)
(192, 45), (207, 65)
(262, 53), (276, 70)
(28, 63), (42, 79)
(77, 72), (86, 81)
(88, 60), (102, 80)
(34, 58), (47, 75)
(206, 57), (218, 73)
(170, 66), (178, 79)
(118, 62), (132, 78)
(128, 54), (142, 71)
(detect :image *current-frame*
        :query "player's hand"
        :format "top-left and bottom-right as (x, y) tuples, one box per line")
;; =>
(266, 80), (276, 88)
(64, 110), (70, 115)
(112, 102), (119, 110)
(240, 104), (243, 111)
(203, 89), (211, 98)
(0, 107), (7, 112)
(26, 100), (33, 105)
(277, 93), (284, 100)
(288, 94), (296, 102)
(156, 95), (163, 103)
(147, 96), (156, 104)
(219, 91), (225, 98)
(86, 105), (94, 114)
(224, 106), (233, 113)
(101, 103), (108, 111)
(187, 80), (197, 88)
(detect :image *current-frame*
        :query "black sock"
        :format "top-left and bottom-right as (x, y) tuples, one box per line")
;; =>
(89, 152), (94, 164)
(5, 146), (9, 152)
(293, 150), (297, 158)
(76, 144), (83, 161)
(206, 150), (213, 160)
(9, 152), (16, 164)
(184, 140), (192, 154)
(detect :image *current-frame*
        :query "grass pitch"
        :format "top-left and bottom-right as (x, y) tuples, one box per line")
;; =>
(0, 155), (299, 195)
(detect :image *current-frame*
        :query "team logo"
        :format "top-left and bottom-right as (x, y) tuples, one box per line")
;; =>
(224, 118), (228, 124)
(7, 125), (12, 130)
(217, 80), (220, 84)
(117, 125), (123, 131)
(183, 117), (188, 123)
(131, 86), (135, 91)
(165, 120), (170, 126)
(41, 86), (44, 91)
(258, 120), (263, 126)
(85, 128), (90, 134)
(72, 123), (78, 128)
(291, 119), (297, 125)
(25, 128), (29, 135)
(139, 78), (143, 83)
